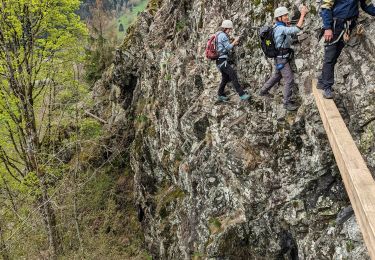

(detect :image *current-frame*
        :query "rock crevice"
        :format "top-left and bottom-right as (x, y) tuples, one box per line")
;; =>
(93, 0), (375, 258)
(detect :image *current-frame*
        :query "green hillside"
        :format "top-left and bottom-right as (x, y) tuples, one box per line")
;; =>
(115, 0), (148, 39)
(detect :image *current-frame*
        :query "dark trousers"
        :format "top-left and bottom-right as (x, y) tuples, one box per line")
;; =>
(318, 18), (349, 90)
(318, 39), (345, 90)
(216, 59), (245, 96)
(262, 57), (294, 104)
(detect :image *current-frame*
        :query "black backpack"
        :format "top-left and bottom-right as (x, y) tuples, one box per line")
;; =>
(259, 25), (285, 58)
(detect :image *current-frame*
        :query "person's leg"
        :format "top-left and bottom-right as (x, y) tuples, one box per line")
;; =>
(333, 40), (345, 65)
(261, 58), (283, 94)
(261, 71), (282, 94)
(280, 62), (294, 105)
(221, 62), (245, 96)
(317, 74), (324, 89)
(218, 67), (230, 96)
(320, 39), (345, 90)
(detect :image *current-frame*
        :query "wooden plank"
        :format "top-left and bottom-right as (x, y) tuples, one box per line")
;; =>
(312, 80), (375, 259)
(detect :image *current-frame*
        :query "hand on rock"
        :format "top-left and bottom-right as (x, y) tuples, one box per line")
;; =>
(233, 37), (240, 46)
(299, 5), (309, 16)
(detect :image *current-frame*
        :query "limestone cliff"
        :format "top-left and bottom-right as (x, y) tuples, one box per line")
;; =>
(92, 0), (375, 258)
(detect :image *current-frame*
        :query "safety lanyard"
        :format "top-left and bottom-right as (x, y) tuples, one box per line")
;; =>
(325, 19), (352, 46)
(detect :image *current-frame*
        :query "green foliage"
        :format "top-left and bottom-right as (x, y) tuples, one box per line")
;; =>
(209, 218), (222, 229)
(80, 118), (103, 139)
(0, 1), (151, 258)
(175, 20), (186, 32)
(310, 5), (318, 16)
(0, 0), (95, 257)
(252, 0), (262, 6)
(0, 0), (88, 186)
(64, 166), (150, 259)
(136, 114), (149, 123)
(22, 172), (41, 193)
(165, 74), (172, 80)
(81, 171), (113, 211)
(359, 123), (374, 153)
(346, 240), (355, 252)
(192, 252), (205, 259)
(148, 0), (163, 14)
(116, 0), (148, 37)
(156, 186), (185, 219)
(84, 34), (115, 85)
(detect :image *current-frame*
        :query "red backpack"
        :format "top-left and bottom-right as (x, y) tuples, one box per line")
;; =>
(205, 32), (221, 60)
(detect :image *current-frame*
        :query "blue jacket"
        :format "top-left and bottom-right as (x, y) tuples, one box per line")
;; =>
(321, 0), (375, 29)
(273, 22), (301, 49)
(216, 31), (233, 59)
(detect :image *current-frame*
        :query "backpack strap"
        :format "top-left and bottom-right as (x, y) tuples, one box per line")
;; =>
(215, 31), (225, 45)
(274, 25), (287, 53)
(215, 31), (226, 57)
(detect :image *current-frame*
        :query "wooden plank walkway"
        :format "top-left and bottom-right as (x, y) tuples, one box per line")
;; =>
(312, 80), (375, 259)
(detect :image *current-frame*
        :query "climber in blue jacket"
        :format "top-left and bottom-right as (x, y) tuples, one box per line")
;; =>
(318, 0), (375, 99)
(260, 6), (308, 111)
(216, 20), (250, 102)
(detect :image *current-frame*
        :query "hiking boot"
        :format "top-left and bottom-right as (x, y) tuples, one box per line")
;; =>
(240, 93), (251, 101)
(284, 102), (299, 111)
(259, 90), (274, 98)
(218, 95), (229, 102)
(323, 88), (333, 99)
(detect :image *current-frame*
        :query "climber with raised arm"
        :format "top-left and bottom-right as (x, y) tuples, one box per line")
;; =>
(216, 20), (250, 102)
(318, 0), (375, 99)
(259, 5), (309, 111)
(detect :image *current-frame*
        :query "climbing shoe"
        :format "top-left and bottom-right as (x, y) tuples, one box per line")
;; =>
(217, 95), (229, 102)
(259, 90), (274, 98)
(240, 93), (250, 101)
(323, 88), (333, 99)
(283, 102), (299, 111)
(318, 84), (334, 91)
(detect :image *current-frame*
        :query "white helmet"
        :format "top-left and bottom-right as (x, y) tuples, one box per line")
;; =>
(221, 20), (233, 29)
(274, 7), (289, 18)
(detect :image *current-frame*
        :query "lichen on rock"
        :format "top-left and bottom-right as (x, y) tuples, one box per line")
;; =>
(92, 0), (375, 259)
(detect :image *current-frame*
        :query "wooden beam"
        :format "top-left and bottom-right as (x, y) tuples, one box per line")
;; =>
(312, 80), (375, 259)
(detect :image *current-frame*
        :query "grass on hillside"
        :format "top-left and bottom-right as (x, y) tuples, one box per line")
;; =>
(115, 0), (148, 39)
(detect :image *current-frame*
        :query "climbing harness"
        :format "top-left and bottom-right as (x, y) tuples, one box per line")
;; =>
(325, 19), (353, 46)
(217, 59), (228, 69)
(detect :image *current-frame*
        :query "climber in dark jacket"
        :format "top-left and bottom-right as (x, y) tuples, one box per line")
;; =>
(318, 0), (375, 99)
(216, 20), (250, 102)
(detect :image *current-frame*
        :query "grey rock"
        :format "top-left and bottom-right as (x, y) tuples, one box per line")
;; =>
(91, 0), (375, 259)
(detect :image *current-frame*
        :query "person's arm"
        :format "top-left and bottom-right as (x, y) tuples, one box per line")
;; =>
(219, 33), (234, 51)
(320, 0), (335, 41)
(280, 26), (301, 35)
(232, 37), (240, 46)
(279, 5), (308, 36)
(360, 0), (375, 16)
(296, 5), (308, 28)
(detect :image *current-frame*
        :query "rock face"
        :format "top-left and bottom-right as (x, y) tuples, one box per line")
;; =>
(93, 0), (375, 258)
